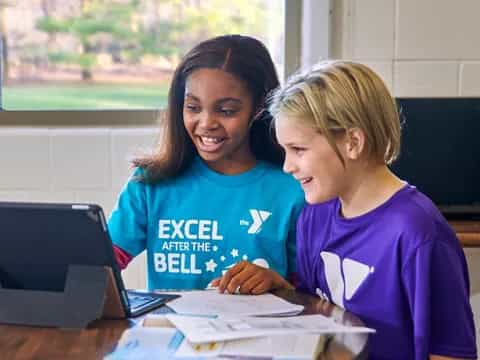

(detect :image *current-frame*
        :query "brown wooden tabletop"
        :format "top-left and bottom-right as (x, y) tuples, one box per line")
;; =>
(450, 220), (480, 247)
(0, 289), (369, 360)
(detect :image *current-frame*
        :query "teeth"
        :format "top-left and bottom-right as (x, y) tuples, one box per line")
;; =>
(300, 177), (312, 184)
(201, 136), (223, 144)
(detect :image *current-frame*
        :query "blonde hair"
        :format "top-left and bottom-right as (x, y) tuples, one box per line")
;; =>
(270, 61), (401, 165)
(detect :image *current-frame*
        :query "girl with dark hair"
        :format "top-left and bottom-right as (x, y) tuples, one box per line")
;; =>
(108, 35), (304, 293)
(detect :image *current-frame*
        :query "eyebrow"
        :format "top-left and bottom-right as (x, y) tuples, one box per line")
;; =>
(282, 140), (310, 147)
(184, 93), (243, 105)
(283, 142), (302, 147)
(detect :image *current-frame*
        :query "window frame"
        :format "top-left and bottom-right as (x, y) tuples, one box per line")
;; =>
(0, 0), (330, 126)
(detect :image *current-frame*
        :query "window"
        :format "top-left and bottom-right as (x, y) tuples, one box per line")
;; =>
(0, 0), (285, 111)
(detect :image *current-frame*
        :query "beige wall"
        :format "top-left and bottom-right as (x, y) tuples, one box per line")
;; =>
(331, 0), (480, 97)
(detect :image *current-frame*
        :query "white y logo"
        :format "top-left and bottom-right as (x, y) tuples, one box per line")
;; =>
(247, 209), (271, 234)
(320, 251), (373, 308)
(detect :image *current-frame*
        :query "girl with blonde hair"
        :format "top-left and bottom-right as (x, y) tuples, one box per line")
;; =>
(270, 61), (476, 360)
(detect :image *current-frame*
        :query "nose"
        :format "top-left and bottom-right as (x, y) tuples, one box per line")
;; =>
(198, 111), (219, 130)
(282, 153), (296, 174)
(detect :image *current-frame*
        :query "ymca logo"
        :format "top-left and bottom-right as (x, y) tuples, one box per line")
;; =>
(319, 251), (374, 309)
(244, 209), (271, 234)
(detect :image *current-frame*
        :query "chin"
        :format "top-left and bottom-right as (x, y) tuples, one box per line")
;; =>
(305, 191), (335, 205)
(197, 150), (223, 161)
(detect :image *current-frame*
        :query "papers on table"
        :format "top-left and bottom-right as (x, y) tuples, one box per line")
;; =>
(165, 313), (375, 344)
(117, 291), (375, 359)
(108, 322), (327, 360)
(166, 290), (304, 316)
(219, 334), (326, 359)
(175, 333), (326, 359)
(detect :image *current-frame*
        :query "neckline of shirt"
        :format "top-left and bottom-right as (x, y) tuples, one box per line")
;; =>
(333, 183), (414, 225)
(191, 156), (269, 187)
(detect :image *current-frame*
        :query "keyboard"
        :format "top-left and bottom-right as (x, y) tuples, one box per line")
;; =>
(127, 291), (159, 310)
(125, 290), (179, 316)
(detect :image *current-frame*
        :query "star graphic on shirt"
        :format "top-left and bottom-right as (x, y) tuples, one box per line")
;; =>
(242, 255), (248, 261)
(220, 256), (226, 262)
(230, 248), (239, 258)
(205, 259), (218, 272)
(213, 245), (218, 252)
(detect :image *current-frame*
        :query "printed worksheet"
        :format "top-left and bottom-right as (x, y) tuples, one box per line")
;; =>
(166, 290), (304, 316)
(165, 313), (375, 344)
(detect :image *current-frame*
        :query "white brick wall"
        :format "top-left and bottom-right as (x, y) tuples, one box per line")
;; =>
(351, 0), (395, 60)
(461, 62), (480, 96)
(0, 127), (158, 288)
(394, 61), (458, 97)
(335, 0), (480, 97)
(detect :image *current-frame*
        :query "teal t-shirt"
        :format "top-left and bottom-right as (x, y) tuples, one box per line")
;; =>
(108, 157), (305, 290)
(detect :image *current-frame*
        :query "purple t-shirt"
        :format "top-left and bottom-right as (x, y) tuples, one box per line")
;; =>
(296, 184), (476, 359)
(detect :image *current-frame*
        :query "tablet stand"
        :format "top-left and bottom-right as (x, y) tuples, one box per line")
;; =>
(0, 264), (115, 328)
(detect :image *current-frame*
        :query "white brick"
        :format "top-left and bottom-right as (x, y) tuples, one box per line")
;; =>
(396, 0), (480, 59)
(51, 129), (111, 190)
(111, 128), (158, 189)
(460, 63), (480, 96)
(352, 0), (394, 59)
(0, 191), (28, 201)
(360, 61), (393, 93)
(122, 251), (147, 289)
(394, 62), (458, 97)
(28, 191), (76, 203)
(0, 129), (51, 189)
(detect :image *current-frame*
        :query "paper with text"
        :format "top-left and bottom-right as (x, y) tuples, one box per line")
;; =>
(220, 333), (326, 359)
(165, 313), (375, 344)
(166, 290), (304, 316)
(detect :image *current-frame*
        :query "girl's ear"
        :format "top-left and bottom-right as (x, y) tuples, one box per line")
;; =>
(344, 127), (365, 160)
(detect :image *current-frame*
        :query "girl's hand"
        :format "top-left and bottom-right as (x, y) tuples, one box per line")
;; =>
(209, 261), (293, 295)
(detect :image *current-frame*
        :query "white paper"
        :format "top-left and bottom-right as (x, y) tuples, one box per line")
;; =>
(220, 334), (326, 359)
(173, 332), (324, 359)
(166, 290), (304, 317)
(165, 313), (375, 344)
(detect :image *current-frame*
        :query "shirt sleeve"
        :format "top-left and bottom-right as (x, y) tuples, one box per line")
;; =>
(107, 169), (148, 258)
(113, 245), (133, 270)
(402, 234), (477, 360)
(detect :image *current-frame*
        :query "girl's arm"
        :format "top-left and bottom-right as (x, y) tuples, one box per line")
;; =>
(108, 169), (148, 268)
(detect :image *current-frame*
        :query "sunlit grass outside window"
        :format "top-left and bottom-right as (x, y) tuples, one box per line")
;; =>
(3, 83), (169, 110)
(1, 0), (284, 111)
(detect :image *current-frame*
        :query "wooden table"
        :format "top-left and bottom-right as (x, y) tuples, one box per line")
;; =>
(450, 220), (480, 247)
(0, 289), (368, 360)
